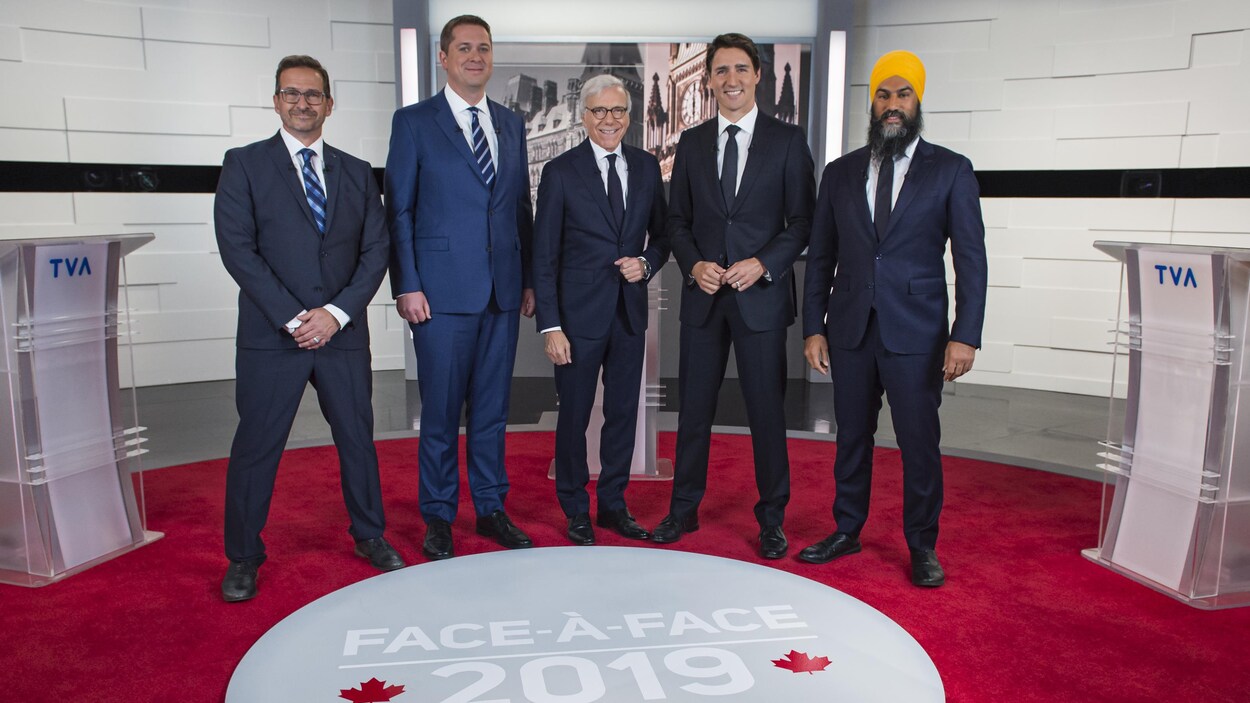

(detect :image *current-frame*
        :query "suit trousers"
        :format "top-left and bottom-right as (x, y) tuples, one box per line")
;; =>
(411, 298), (519, 523)
(829, 310), (945, 550)
(553, 296), (645, 517)
(224, 346), (385, 562)
(671, 289), (790, 527)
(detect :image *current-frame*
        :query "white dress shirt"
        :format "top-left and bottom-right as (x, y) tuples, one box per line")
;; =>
(716, 104), (758, 196)
(278, 127), (348, 333)
(589, 139), (628, 204)
(444, 85), (498, 166)
(866, 136), (920, 220)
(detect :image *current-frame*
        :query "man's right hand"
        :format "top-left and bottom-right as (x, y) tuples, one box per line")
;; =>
(804, 335), (830, 375)
(397, 292), (431, 324)
(691, 261), (726, 295)
(545, 330), (572, 365)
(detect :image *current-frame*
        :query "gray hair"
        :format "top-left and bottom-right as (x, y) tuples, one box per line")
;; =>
(580, 74), (631, 111)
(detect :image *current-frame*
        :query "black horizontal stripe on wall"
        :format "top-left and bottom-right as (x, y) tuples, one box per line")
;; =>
(0, 161), (1247, 198)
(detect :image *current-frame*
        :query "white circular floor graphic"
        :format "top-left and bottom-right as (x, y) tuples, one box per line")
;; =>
(226, 547), (943, 702)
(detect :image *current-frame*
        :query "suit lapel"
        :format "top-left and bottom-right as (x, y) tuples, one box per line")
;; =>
(883, 139), (933, 240)
(488, 101), (510, 205)
(435, 92), (490, 191)
(729, 114), (771, 216)
(848, 148), (874, 238)
(321, 146), (341, 234)
(624, 146), (646, 233)
(266, 133), (319, 233)
(576, 140), (619, 234)
(696, 120), (725, 215)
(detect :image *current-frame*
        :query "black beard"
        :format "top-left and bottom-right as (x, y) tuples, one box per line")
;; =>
(868, 104), (923, 161)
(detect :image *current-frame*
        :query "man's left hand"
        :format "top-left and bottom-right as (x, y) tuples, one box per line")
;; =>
(722, 257), (766, 292)
(520, 288), (536, 318)
(293, 308), (341, 350)
(615, 257), (645, 283)
(943, 341), (976, 381)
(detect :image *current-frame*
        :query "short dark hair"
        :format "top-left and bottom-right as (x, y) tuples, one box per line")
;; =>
(705, 33), (760, 74)
(440, 15), (492, 54)
(275, 55), (331, 99)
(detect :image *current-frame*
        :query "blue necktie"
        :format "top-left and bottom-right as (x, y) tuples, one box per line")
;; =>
(468, 106), (496, 186)
(298, 148), (326, 234)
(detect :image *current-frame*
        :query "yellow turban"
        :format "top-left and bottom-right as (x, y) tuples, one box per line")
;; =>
(869, 50), (925, 105)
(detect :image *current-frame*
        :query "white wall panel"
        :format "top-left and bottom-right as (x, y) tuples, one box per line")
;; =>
(331, 21), (390, 52)
(1054, 135), (1181, 170)
(1053, 101), (1188, 140)
(0, 24), (19, 61)
(874, 20), (992, 54)
(1179, 134), (1219, 168)
(0, 128), (68, 161)
(141, 6), (269, 46)
(970, 109), (1056, 141)
(1053, 36), (1190, 77)
(1172, 199), (1250, 233)
(0, 0), (141, 38)
(1054, 2), (1177, 44)
(0, 193), (74, 224)
(73, 193), (213, 225)
(20, 29), (144, 69)
(950, 45), (1055, 81)
(330, 0), (393, 24)
(1189, 29), (1244, 66)
(67, 131), (252, 165)
(1216, 133), (1250, 166)
(65, 97), (231, 136)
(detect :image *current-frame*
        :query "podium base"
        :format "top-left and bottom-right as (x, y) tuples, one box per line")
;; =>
(1081, 547), (1250, 610)
(0, 529), (164, 588)
(547, 458), (674, 482)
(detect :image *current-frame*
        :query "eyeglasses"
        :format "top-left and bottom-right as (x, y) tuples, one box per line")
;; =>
(585, 106), (628, 119)
(277, 88), (327, 105)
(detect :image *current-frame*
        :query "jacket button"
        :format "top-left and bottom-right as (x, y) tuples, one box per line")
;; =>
(867, 283), (874, 289)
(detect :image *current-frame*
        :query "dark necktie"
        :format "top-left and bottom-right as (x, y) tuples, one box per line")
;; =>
(298, 148), (326, 234)
(721, 124), (741, 209)
(468, 106), (495, 186)
(606, 153), (625, 229)
(874, 155), (895, 241)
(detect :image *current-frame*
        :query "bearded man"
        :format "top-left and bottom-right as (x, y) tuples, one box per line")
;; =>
(798, 50), (987, 587)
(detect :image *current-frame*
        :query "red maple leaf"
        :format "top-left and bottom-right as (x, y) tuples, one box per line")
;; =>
(339, 677), (406, 702)
(772, 650), (832, 674)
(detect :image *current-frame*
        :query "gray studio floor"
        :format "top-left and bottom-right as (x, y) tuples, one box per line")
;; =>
(132, 371), (1122, 482)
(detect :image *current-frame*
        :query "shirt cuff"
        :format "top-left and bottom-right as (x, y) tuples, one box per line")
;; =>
(285, 309), (309, 334)
(541, 326), (562, 334)
(324, 304), (350, 329)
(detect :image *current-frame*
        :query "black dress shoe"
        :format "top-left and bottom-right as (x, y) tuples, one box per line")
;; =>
(476, 510), (533, 549)
(910, 549), (945, 587)
(797, 532), (862, 564)
(423, 518), (454, 560)
(650, 513), (699, 544)
(355, 537), (406, 572)
(221, 560), (261, 602)
(566, 513), (595, 546)
(758, 526), (788, 559)
(597, 508), (650, 540)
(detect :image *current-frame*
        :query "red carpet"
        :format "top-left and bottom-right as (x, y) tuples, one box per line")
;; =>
(2, 432), (1248, 702)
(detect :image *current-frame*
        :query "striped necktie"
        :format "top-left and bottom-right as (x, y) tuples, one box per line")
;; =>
(298, 148), (326, 234)
(468, 106), (496, 186)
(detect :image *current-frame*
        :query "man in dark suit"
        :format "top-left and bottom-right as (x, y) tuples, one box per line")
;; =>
(800, 50), (987, 587)
(386, 15), (535, 559)
(653, 34), (815, 559)
(214, 55), (403, 602)
(532, 74), (670, 546)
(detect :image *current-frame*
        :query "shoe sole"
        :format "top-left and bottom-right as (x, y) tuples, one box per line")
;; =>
(477, 526), (533, 549)
(760, 548), (789, 560)
(797, 542), (862, 565)
(222, 590), (256, 603)
(422, 547), (454, 560)
(354, 546), (407, 572)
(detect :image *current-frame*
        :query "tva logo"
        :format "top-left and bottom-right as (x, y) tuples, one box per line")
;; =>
(1153, 264), (1197, 288)
(49, 257), (92, 278)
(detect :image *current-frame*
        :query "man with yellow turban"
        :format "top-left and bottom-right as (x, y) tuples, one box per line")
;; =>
(799, 50), (987, 587)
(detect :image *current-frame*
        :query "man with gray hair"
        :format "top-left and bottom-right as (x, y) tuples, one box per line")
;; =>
(532, 73), (670, 545)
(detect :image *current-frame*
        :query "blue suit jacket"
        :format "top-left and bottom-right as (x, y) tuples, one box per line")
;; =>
(214, 132), (388, 350)
(802, 138), (987, 354)
(385, 92), (533, 313)
(668, 112), (815, 332)
(532, 140), (670, 337)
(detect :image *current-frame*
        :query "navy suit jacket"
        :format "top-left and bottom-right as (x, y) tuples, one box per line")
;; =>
(214, 132), (388, 350)
(668, 111), (815, 332)
(802, 138), (987, 354)
(385, 91), (533, 313)
(532, 140), (670, 337)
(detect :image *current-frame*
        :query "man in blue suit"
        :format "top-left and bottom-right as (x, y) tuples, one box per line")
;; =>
(652, 34), (815, 560)
(532, 74), (670, 546)
(386, 15), (535, 559)
(800, 51), (987, 587)
(215, 55), (403, 602)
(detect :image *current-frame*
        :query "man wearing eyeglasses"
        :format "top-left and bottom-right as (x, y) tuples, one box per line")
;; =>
(532, 74), (670, 546)
(214, 55), (403, 602)
(386, 15), (536, 559)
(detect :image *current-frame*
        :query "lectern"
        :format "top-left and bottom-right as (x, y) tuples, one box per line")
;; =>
(1086, 241), (1250, 609)
(0, 233), (158, 587)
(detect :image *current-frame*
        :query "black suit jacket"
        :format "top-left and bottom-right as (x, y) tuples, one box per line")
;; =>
(667, 111), (815, 332)
(532, 140), (670, 337)
(215, 132), (388, 350)
(802, 138), (987, 354)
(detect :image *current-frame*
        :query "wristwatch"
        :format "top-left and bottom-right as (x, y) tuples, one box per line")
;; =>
(638, 257), (651, 280)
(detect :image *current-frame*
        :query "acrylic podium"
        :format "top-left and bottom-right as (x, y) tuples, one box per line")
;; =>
(0, 233), (158, 587)
(1085, 241), (1250, 609)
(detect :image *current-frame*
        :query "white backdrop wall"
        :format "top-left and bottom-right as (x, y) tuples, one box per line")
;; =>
(1, 0), (1248, 395)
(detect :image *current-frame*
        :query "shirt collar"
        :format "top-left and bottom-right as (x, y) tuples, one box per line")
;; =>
(588, 139), (624, 164)
(279, 128), (324, 161)
(444, 85), (489, 115)
(718, 104), (759, 136)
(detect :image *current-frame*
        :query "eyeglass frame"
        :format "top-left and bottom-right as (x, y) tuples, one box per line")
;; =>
(585, 106), (629, 119)
(276, 88), (328, 105)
